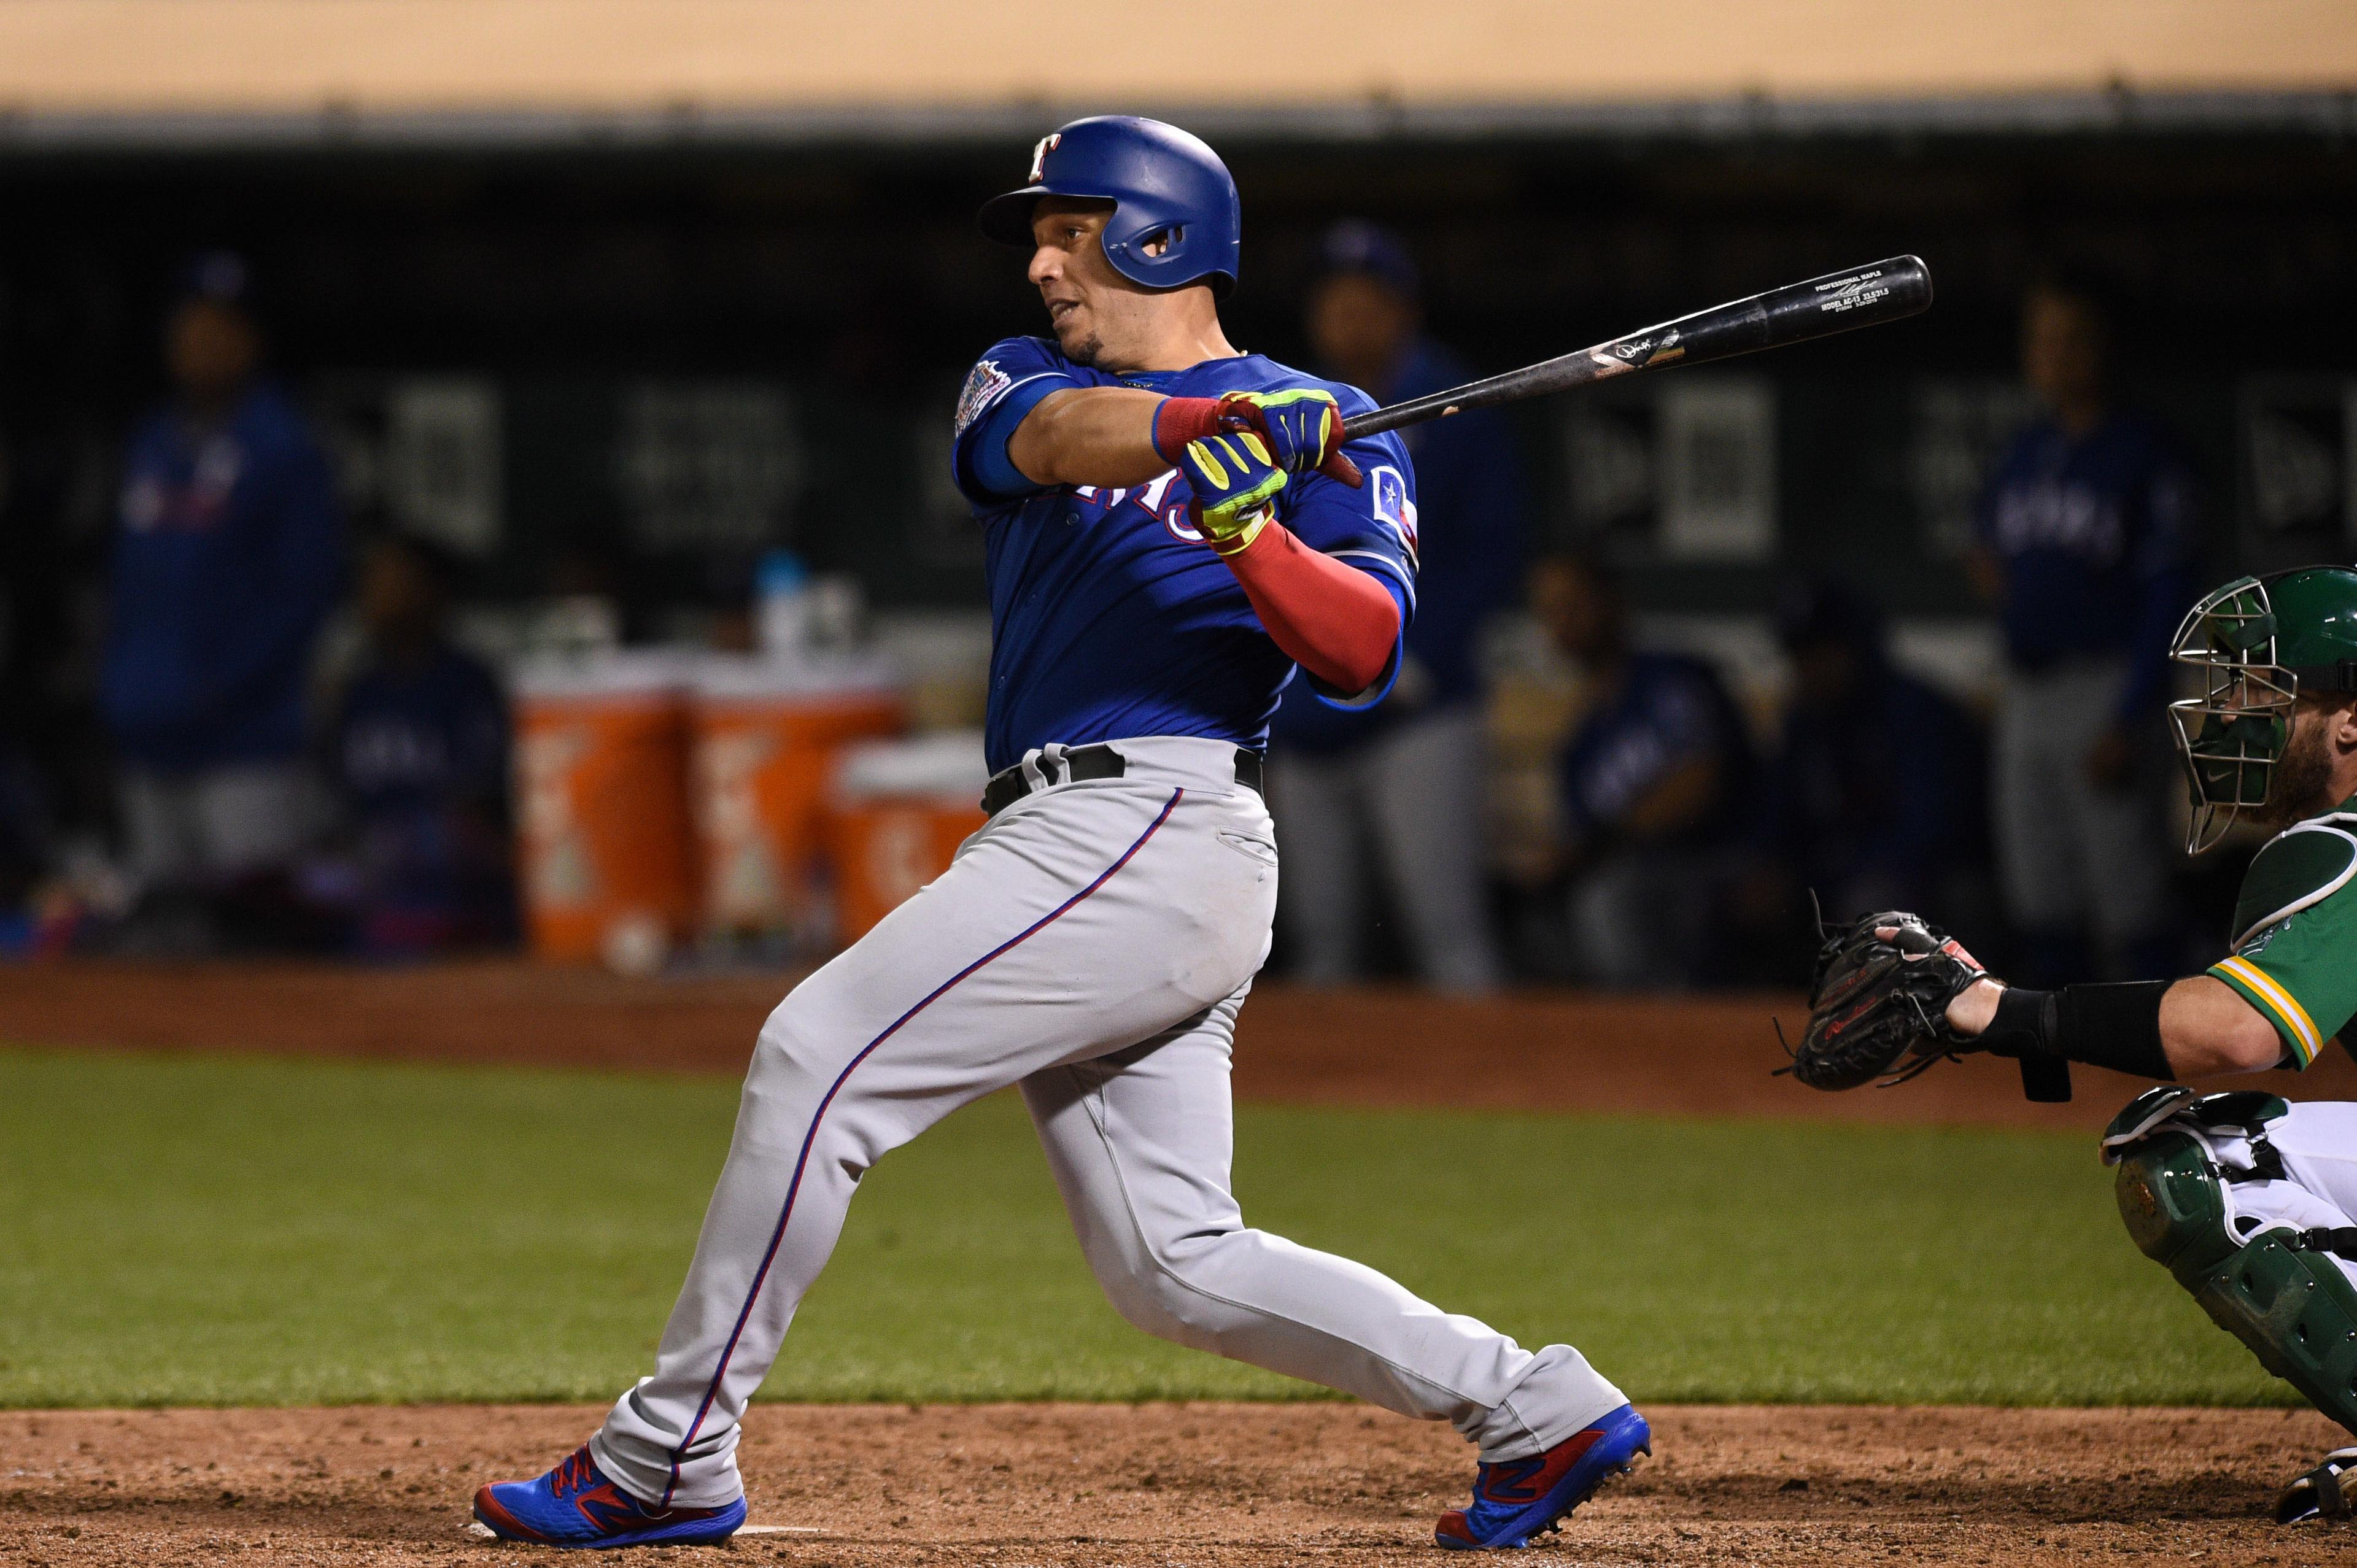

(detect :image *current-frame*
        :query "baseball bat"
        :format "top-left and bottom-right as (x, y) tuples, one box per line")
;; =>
(1339, 255), (1932, 441)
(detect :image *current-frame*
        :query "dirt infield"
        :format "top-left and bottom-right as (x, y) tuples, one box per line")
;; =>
(6, 1402), (2354, 1567)
(14, 962), (2357, 1566)
(6, 957), (2351, 1126)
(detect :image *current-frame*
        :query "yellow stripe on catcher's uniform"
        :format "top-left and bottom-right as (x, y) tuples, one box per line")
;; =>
(2212, 956), (2322, 1067)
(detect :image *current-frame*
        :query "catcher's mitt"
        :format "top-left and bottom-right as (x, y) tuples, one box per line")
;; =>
(1780, 910), (1988, 1091)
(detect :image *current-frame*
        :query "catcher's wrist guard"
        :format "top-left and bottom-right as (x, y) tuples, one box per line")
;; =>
(1987, 981), (2173, 1084)
(1983, 987), (2073, 1102)
(1981, 985), (2056, 1055)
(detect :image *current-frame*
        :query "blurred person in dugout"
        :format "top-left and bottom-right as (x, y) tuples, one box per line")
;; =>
(326, 533), (515, 955)
(1265, 222), (1525, 992)
(1971, 272), (2198, 983)
(1732, 576), (1986, 979)
(1523, 550), (1751, 987)
(100, 253), (346, 900)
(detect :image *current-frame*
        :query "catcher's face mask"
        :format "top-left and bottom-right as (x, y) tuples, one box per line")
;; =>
(2169, 576), (2294, 854)
(2165, 565), (2357, 853)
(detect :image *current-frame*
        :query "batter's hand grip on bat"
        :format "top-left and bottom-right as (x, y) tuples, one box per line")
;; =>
(1341, 255), (1932, 442)
(1217, 393), (1364, 487)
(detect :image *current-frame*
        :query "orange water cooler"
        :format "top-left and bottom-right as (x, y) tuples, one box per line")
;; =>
(687, 657), (904, 949)
(825, 733), (991, 944)
(511, 652), (698, 967)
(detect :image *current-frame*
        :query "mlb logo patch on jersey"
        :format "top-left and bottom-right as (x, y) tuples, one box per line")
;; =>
(1369, 465), (1419, 565)
(955, 360), (1014, 436)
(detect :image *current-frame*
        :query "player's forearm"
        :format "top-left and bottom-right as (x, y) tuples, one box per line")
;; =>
(1953, 973), (2285, 1079)
(1221, 524), (1401, 695)
(2160, 975), (2292, 1076)
(1007, 388), (1170, 488)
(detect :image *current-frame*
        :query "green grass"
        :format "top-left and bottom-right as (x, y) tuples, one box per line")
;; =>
(0, 1045), (2286, 1408)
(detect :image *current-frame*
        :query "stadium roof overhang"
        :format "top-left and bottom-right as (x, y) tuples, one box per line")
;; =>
(0, 0), (2350, 150)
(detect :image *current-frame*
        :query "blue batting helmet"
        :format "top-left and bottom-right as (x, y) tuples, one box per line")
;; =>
(978, 116), (1242, 297)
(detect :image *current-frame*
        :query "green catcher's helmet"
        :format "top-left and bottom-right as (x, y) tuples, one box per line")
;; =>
(2170, 564), (2357, 852)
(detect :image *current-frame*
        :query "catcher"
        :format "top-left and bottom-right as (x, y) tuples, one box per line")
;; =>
(1787, 565), (2357, 1522)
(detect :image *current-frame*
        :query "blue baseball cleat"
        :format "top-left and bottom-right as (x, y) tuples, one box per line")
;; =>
(471, 1445), (746, 1550)
(1434, 1403), (1651, 1550)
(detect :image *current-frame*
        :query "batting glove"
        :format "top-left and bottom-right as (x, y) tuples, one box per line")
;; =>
(1217, 388), (1363, 486)
(1177, 430), (1287, 557)
(1154, 390), (1363, 487)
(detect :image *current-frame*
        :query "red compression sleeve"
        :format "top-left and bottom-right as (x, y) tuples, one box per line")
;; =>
(1152, 396), (1228, 465)
(1221, 523), (1401, 695)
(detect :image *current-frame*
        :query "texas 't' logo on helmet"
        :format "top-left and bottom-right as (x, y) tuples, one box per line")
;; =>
(1028, 133), (1062, 183)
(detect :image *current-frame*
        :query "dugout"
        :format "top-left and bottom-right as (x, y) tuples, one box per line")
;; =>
(2, 4), (2353, 627)
(6, 111), (2354, 619)
(0, 2), (2352, 928)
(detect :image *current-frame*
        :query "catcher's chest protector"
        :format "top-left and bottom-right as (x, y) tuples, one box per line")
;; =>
(2107, 1091), (2357, 1435)
(2231, 823), (2357, 950)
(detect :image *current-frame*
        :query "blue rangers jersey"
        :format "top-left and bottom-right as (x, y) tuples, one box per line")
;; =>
(1976, 411), (2197, 722)
(103, 383), (346, 771)
(953, 336), (1419, 773)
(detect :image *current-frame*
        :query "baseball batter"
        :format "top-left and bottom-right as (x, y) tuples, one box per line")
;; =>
(1786, 564), (2357, 1521)
(473, 115), (1648, 1552)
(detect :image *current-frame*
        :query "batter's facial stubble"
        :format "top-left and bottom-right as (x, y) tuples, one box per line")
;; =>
(1063, 326), (1108, 369)
(1025, 201), (1202, 376)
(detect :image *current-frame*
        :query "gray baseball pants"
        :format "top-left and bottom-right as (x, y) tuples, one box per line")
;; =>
(1991, 657), (2170, 959)
(589, 736), (1625, 1508)
(1268, 706), (1504, 993)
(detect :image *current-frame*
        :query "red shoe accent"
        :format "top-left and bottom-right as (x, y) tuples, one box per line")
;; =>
(1435, 1509), (1479, 1546)
(471, 1484), (539, 1542)
(1473, 1428), (1601, 1507)
(573, 1478), (659, 1534)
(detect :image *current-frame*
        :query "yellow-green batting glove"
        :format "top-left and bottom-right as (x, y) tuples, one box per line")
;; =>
(1217, 388), (1363, 486)
(1178, 430), (1287, 557)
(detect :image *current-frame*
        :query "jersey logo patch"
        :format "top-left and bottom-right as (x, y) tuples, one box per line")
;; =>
(2240, 917), (2288, 959)
(954, 359), (1013, 436)
(1369, 464), (1419, 566)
